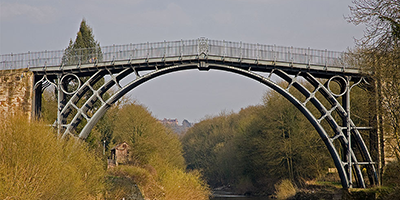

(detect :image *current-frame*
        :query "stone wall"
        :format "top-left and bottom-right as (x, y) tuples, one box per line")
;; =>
(0, 69), (34, 120)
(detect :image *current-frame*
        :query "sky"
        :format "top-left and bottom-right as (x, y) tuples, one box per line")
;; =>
(0, 0), (365, 123)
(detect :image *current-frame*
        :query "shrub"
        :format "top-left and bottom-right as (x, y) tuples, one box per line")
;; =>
(108, 165), (163, 199)
(274, 179), (297, 199)
(381, 161), (400, 200)
(383, 161), (400, 187)
(160, 169), (210, 200)
(0, 114), (105, 199)
(106, 103), (210, 200)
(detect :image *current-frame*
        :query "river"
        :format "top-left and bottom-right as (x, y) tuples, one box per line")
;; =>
(210, 191), (272, 200)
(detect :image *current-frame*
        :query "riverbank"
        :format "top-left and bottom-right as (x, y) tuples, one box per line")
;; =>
(290, 182), (393, 200)
(211, 190), (271, 200)
(210, 181), (394, 200)
(209, 185), (273, 200)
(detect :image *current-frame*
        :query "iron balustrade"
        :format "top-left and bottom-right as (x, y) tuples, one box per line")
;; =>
(0, 38), (356, 70)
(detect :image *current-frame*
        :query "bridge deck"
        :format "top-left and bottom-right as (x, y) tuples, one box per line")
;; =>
(1, 38), (364, 78)
(29, 54), (363, 79)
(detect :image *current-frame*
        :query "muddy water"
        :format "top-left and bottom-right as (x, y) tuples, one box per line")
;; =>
(210, 191), (271, 200)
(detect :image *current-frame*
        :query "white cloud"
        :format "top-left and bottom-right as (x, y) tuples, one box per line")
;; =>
(0, 2), (57, 24)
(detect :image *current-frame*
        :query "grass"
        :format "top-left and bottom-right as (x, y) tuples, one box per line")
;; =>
(0, 107), (211, 199)
(0, 114), (106, 199)
(313, 181), (343, 189)
(107, 103), (211, 199)
(107, 164), (210, 200)
(274, 179), (297, 199)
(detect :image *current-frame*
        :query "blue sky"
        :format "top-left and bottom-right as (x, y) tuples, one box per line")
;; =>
(1, 0), (365, 123)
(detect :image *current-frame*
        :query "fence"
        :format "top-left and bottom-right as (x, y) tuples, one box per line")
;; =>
(0, 38), (355, 70)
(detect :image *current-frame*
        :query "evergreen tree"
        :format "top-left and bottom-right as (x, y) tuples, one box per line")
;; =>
(62, 19), (102, 65)
(42, 19), (104, 124)
(60, 19), (108, 147)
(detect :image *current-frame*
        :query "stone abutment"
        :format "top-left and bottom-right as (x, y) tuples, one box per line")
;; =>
(0, 69), (34, 120)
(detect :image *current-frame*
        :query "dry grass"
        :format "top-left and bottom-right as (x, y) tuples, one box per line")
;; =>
(107, 163), (210, 200)
(0, 114), (105, 200)
(274, 179), (297, 199)
(108, 165), (163, 199)
(107, 103), (210, 200)
(0, 107), (209, 199)
(160, 169), (210, 200)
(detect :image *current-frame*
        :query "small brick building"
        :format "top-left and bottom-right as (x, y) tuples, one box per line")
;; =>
(108, 142), (130, 168)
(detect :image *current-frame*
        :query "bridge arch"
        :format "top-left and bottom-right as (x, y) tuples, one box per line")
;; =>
(25, 39), (378, 189)
(37, 60), (376, 189)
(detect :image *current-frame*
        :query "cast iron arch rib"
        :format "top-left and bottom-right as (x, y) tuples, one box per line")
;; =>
(56, 61), (377, 189)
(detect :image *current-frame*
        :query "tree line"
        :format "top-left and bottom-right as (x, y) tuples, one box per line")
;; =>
(347, 0), (400, 195)
(180, 0), (400, 197)
(181, 82), (349, 194)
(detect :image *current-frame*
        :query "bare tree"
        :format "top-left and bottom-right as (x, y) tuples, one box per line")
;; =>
(347, 0), (400, 49)
(347, 0), (400, 187)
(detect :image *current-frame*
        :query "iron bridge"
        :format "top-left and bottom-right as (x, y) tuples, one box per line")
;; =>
(1, 38), (378, 189)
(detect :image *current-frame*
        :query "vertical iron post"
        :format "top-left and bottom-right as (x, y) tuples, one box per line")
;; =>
(103, 140), (106, 155)
(57, 74), (62, 136)
(345, 79), (352, 188)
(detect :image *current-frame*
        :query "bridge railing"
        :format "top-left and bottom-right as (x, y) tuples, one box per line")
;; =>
(208, 40), (350, 68)
(0, 38), (357, 71)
